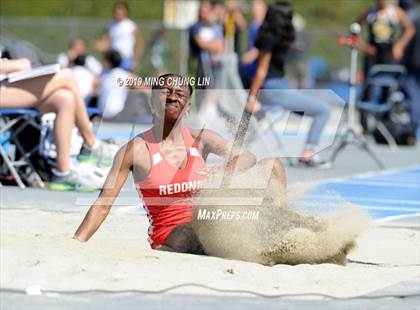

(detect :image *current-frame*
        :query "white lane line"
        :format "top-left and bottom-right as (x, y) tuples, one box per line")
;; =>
(324, 181), (420, 188)
(300, 203), (419, 212)
(368, 166), (420, 177)
(304, 165), (420, 187)
(75, 197), (143, 206)
(350, 178), (420, 184)
(353, 206), (419, 212)
(375, 213), (420, 223)
(304, 195), (420, 206)
(112, 205), (419, 215)
(345, 174), (419, 183)
(113, 205), (142, 213)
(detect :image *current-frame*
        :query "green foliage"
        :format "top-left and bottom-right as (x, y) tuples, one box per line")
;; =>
(0, 0), (163, 20)
(290, 0), (369, 27)
(1, 0), (370, 26)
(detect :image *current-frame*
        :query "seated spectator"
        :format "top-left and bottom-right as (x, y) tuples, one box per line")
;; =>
(0, 58), (117, 190)
(98, 50), (130, 118)
(98, 50), (150, 120)
(57, 37), (102, 76)
(71, 55), (95, 101)
(58, 38), (102, 102)
(246, 2), (331, 167)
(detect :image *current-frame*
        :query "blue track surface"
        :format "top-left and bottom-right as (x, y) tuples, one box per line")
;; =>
(304, 167), (420, 220)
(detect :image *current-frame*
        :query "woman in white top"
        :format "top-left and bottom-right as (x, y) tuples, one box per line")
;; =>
(95, 2), (143, 72)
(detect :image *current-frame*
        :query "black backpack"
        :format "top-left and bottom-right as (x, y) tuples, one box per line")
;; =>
(4, 41), (47, 67)
(373, 105), (416, 145)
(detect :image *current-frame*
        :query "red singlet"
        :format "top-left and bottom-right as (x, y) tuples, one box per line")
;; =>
(136, 126), (207, 249)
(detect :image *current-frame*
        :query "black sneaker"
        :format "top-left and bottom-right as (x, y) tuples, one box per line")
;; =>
(298, 158), (331, 169)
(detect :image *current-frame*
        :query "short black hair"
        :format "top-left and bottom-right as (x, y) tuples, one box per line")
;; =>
(152, 73), (194, 97)
(104, 49), (122, 68)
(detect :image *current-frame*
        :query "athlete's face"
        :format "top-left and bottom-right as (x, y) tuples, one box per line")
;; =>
(151, 79), (190, 123)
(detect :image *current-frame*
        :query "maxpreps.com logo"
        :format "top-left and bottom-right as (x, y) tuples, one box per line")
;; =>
(196, 209), (259, 221)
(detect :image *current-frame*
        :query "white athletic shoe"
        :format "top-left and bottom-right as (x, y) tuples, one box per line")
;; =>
(77, 140), (119, 166)
(48, 166), (106, 192)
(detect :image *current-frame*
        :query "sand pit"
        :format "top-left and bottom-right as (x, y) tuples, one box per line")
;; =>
(1, 208), (419, 298)
(192, 166), (371, 265)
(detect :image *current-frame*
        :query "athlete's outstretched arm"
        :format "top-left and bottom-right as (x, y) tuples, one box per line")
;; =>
(74, 142), (134, 242)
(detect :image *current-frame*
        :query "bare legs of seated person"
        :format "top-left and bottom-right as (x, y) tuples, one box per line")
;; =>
(0, 68), (117, 189)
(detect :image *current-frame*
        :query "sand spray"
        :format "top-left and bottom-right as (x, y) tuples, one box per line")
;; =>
(191, 163), (371, 265)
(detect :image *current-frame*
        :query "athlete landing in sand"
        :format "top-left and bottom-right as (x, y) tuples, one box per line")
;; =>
(74, 73), (286, 254)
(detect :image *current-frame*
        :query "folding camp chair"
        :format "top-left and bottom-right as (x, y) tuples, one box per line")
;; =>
(357, 64), (407, 150)
(0, 108), (44, 188)
(86, 106), (101, 117)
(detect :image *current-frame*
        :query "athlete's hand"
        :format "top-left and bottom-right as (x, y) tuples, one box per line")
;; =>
(72, 234), (86, 243)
